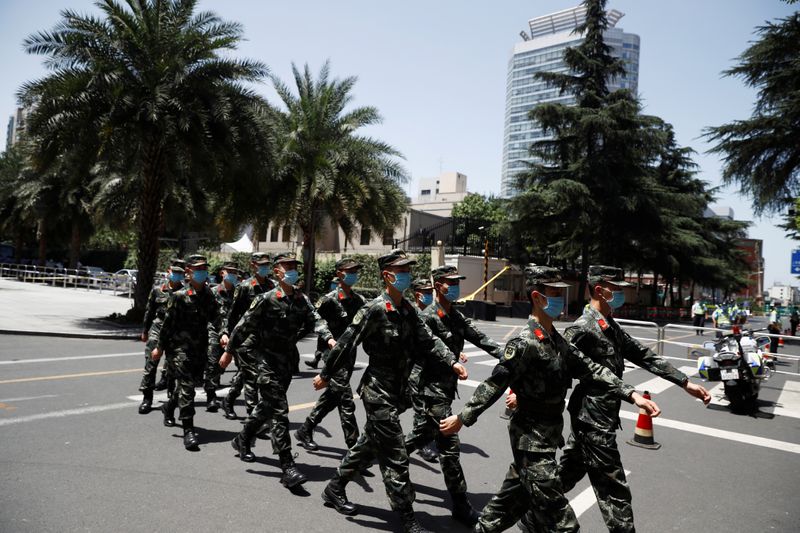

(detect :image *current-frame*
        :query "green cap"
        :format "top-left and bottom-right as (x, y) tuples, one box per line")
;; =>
(220, 262), (243, 275)
(411, 278), (434, 291)
(377, 249), (416, 270)
(335, 257), (362, 271)
(273, 252), (302, 267)
(184, 254), (208, 267)
(587, 265), (633, 286)
(524, 265), (569, 290)
(431, 265), (466, 281)
(251, 252), (271, 265)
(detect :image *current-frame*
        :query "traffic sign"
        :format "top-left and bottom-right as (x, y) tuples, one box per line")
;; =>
(792, 250), (800, 274)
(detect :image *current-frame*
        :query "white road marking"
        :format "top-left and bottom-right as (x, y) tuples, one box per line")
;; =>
(571, 470), (632, 517)
(0, 352), (140, 365)
(617, 410), (800, 455)
(0, 394), (59, 402)
(634, 366), (696, 395)
(0, 402), (134, 427)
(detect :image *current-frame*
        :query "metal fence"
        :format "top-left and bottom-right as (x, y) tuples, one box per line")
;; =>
(393, 217), (510, 257)
(0, 262), (136, 298)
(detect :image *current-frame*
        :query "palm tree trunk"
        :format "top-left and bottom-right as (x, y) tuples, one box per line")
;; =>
(69, 220), (81, 269)
(37, 218), (46, 266)
(303, 217), (316, 295)
(133, 146), (165, 313)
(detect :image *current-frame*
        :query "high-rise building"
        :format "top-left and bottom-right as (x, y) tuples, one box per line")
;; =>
(500, 4), (640, 197)
(6, 106), (31, 151)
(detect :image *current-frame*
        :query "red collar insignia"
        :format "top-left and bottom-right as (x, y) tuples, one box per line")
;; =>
(533, 328), (545, 341)
(161, 284), (169, 291)
(276, 290), (283, 299)
(385, 301), (394, 312)
(338, 289), (345, 300)
(251, 279), (258, 287)
(187, 288), (194, 296)
(598, 318), (609, 331)
(437, 308), (445, 318)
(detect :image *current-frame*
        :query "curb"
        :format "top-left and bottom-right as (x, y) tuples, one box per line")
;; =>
(0, 329), (139, 340)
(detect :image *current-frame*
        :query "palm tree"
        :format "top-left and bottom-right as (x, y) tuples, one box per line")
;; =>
(269, 62), (408, 291)
(18, 0), (271, 313)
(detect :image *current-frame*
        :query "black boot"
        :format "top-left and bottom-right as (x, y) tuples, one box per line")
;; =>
(206, 391), (220, 413)
(295, 422), (319, 451)
(516, 510), (537, 533)
(417, 441), (439, 463)
(231, 431), (255, 462)
(221, 395), (237, 420)
(451, 492), (480, 527)
(183, 420), (199, 451)
(154, 373), (168, 391)
(322, 478), (358, 515)
(279, 452), (307, 488)
(304, 356), (320, 369)
(161, 403), (175, 427)
(138, 390), (153, 414)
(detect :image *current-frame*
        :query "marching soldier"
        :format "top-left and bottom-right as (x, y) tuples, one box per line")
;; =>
(406, 265), (502, 526)
(551, 265), (710, 533)
(412, 277), (434, 311)
(137, 259), (184, 414)
(151, 255), (223, 451)
(203, 262), (242, 412)
(221, 252), (274, 419)
(316, 250), (468, 533)
(221, 253), (333, 489)
(296, 258), (366, 452)
(439, 266), (660, 533)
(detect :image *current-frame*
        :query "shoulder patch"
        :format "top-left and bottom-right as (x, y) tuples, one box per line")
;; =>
(351, 307), (367, 326)
(503, 338), (525, 361)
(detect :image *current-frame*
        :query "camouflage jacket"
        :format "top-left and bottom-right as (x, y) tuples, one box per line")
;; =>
(459, 317), (635, 453)
(226, 276), (275, 337)
(316, 287), (367, 339)
(321, 292), (457, 410)
(565, 305), (687, 432)
(416, 302), (502, 400)
(156, 283), (221, 353)
(228, 286), (332, 377)
(142, 282), (182, 335)
(208, 283), (235, 343)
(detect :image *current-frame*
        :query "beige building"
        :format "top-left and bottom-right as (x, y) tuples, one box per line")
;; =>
(411, 171), (469, 217)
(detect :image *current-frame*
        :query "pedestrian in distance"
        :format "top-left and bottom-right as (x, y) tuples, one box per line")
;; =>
(692, 299), (707, 335)
(221, 252), (333, 489)
(316, 250), (468, 533)
(439, 265), (660, 533)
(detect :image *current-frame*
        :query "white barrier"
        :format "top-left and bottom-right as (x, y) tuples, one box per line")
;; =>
(0, 262), (134, 298)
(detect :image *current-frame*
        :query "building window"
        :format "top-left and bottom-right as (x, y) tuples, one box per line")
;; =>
(270, 225), (279, 242)
(282, 226), (291, 242)
(382, 230), (394, 246)
(420, 189), (431, 196)
(360, 228), (371, 245)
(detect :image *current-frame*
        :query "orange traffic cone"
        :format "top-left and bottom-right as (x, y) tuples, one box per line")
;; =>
(626, 391), (661, 450)
(778, 336), (785, 348)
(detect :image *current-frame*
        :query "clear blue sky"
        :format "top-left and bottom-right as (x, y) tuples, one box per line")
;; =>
(0, 0), (796, 287)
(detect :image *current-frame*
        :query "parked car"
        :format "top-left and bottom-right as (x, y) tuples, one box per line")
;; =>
(77, 266), (109, 287)
(114, 269), (138, 290)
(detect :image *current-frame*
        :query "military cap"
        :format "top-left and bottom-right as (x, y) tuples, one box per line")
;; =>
(220, 261), (243, 275)
(273, 252), (302, 267)
(184, 254), (208, 267)
(335, 257), (362, 271)
(411, 278), (434, 291)
(378, 249), (417, 270)
(169, 258), (186, 273)
(251, 252), (271, 265)
(587, 265), (633, 286)
(524, 265), (570, 289)
(431, 265), (466, 281)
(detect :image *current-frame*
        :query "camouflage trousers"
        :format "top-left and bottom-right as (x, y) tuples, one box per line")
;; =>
(558, 419), (635, 533)
(242, 372), (292, 456)
(304, 374), (359, 449)
(336, 399), (415, 514)
(164, 346), (206, 421)
(225, 351), (259, 413)
(476, 448), (578, 533)
(138, 325), (171, 392)
(404, 397), (467, 495)
(203, 338), (223, 396)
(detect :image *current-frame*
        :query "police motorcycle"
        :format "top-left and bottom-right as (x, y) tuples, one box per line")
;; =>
(694, 326), (772, 412)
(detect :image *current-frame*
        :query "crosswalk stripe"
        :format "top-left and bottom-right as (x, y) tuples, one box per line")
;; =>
(571, 470), (632, 517)
(635, 366), (696, 395)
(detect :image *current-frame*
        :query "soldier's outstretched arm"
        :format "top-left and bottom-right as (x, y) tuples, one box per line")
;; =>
(226, 294), (267, 358)
(301, 295), (333, 346)
(318, 304), (371, 385)
(566, 342), (636, 402)
(412, 309), (460, 372)
(226, 284), (248, 335)
(142, 287), (158, 339)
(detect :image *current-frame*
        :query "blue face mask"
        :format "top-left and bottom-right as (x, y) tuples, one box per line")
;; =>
(543, 296), (564, 318)
(342, 272), (359, 287)
(169, 271), (183, 283)
(608, 291), (625, 309)
(444, 284), (460, 302)
(389, 272), (411, 292)
(282, 269), (299, 285)
(257, 265), (270, 278)
(420, 292), (433, 306)
(224, 273), (239, 287)
(191, 270), (208, 284)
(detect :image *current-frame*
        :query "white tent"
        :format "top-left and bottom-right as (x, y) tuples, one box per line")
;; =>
(220, 232), (254, 254)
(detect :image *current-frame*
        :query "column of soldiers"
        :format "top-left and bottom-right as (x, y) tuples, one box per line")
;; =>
(137, 252), (710, 533)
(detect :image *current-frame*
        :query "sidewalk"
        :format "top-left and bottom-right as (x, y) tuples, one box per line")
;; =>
(0, 278), (138, 338)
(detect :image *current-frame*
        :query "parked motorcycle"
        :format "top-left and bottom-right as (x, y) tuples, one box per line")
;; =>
(694, 326), (772, 413)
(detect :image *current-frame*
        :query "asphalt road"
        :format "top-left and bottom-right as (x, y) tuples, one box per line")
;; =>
(1, 318), (799, 533)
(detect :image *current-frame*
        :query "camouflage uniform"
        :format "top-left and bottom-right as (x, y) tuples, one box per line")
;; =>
(406, 296), (501, 499)
(203, 281), (234, 401)
(139, 280), (182, 394)
(459, 315), (636, 533)
(558, 302), (687, 533)
(157, 280), (221, 423)
(227, 282), (332, 463)
(224, 272), (274, 413)
(322, 290), (457, 521)
(299, 282), (366, 449)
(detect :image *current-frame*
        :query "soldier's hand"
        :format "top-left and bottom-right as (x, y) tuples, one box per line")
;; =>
(313, 375), (328, 390)
(151, 347), (162, 361)
(684, 381), (711, 405)
(459, 352), (468, 363)
(439, 414), (463, 435)
(140, 332), (147, 342)
(219, 334), (229, 348)
(327, 338), (336, 350)
(505, 392), (518, 410)
(219, 352), (233, 369)
(452, 362), (468, 380)
(631, 392), (661, 418)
